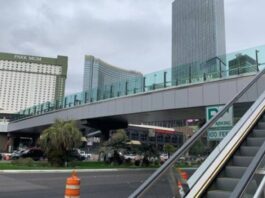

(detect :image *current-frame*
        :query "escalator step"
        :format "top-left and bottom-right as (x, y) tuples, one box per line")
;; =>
(216, 177), (239, 191)
(252, 129), (265, 137)
(206, 190), (231, 198)
(246, 137), (265, 146)
(239, 146), (259, 156)
(224, 166), (246, 178)
(231, 156), (253, 166)
(257, 122), (265, 129)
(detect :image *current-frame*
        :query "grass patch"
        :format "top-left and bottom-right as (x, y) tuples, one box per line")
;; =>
(0, 159), (195, 170)
(0, 160), (160, 170)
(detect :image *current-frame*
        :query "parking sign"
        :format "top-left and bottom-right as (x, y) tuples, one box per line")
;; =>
(206, 105), (233, 141)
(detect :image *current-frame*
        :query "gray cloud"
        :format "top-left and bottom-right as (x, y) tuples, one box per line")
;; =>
(225, 0), (265, 50)
(0, 0), (264, 95)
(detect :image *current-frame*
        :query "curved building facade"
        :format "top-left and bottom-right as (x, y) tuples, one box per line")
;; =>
(83, 55), (143, 99)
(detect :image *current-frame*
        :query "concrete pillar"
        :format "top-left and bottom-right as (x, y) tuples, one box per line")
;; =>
(100, 129), (110, 142)
(0, 133), (13, 152)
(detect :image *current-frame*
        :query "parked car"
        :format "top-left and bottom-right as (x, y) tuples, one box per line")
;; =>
(20, 148), (44, 161)
(124, 153), (137, 160)
(68, 149), (85, 161)
(78, 150), (92, 159)
(160, 153), (169, 161)
(11, 149), (26, 160)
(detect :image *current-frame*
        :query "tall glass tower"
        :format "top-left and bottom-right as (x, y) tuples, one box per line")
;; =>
(172, 0), (226, 84)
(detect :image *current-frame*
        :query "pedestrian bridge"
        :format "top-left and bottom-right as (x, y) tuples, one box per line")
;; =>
(5, 72), (264, 133)
(3, 46), (265, 133)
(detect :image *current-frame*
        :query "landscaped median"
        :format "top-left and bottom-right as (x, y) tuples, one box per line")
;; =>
(0, 158), (161, 170)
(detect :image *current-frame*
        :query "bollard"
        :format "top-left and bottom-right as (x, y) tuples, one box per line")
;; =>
(65, 170), (80, 198)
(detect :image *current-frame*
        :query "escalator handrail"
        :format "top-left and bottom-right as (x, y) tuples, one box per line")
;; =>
(129, 68), (265, 198)
(230, 141), (265, 198)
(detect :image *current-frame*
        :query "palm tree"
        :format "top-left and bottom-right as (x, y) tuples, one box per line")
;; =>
(99, 129), (128, 164)
(39, 120), (82, 166)
(164, 144), (176, 158)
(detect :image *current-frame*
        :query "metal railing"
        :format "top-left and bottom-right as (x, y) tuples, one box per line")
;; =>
(129, 67), (265, 197)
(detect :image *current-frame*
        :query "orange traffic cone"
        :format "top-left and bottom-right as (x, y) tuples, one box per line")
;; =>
(180, 170), (189, 180)
(176, 168), (190, 196)
(65, 170), (80, 198)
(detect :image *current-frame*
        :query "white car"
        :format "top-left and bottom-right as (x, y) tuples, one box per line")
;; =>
(160, 153), (169, 161)
(124, 154), (137, 160)
(78, 150), (92, 159)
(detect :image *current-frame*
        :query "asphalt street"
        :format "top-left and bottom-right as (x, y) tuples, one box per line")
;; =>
(0, 170), (154, 198)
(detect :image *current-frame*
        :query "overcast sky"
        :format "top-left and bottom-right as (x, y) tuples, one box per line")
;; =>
(0, 0), (264, 94)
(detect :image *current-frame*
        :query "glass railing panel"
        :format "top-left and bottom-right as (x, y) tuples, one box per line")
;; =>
(57, 97), (65, 109)
(130, 67), (265, 197)
(119, 79), (127, 97)
(137, 165), (180, 198)
(102, 86), (111, 99)
(144, 71), (159, 91)
(164, 68), (172, 87)
(190, 72), (204, 84)
(177, 76), (190, 86)
(97, 88), (103, 101)
(89, 87), (97, 102)
(241, 156), (265, 197)
(74, 92), (83, 106)
(65, 94), (75, 108)
(110, 81), (120, 98)
(125, 76), (142, 95)
(13, 45), (265, 120)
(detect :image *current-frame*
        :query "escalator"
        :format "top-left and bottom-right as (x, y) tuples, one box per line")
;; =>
(129, 67), (265, 198)
(202, 115), (265, 197)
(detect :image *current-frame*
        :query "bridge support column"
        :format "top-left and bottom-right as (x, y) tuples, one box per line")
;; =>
(100, 129), (110, 142)
(0, 133), (13, 153)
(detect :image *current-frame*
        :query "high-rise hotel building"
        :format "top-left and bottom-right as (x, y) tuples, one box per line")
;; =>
(0, 52), (67, 113)
(83, 55), (142, 93)
(172, 0), (226, 83)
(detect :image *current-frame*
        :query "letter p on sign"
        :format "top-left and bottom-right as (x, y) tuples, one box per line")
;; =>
(208, 108), (218, 120)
